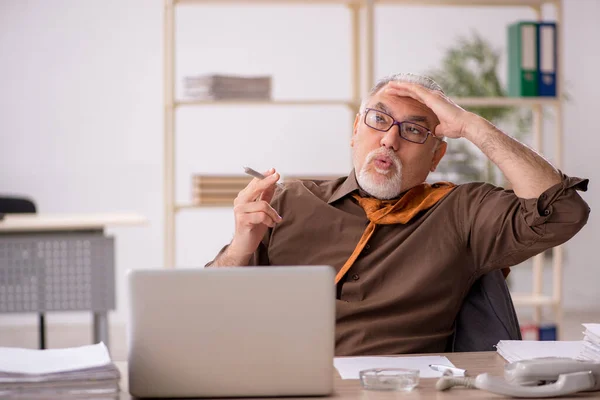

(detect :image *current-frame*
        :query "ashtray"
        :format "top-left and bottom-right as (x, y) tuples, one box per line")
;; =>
(359, 368), (420, 391)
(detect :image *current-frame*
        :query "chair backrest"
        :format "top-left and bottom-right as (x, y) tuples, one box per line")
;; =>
(448, 269), (522, 352)
(0, 196), (37, 214)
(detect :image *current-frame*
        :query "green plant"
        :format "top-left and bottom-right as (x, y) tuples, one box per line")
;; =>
(427, 31), (532, 185)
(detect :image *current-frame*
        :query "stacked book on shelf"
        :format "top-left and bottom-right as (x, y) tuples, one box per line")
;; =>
(183, 74), (272, 101)
(0, 342), (120, 399)
(283, 175), (341, 183)
(519, 321), (558, 341)
(507, 21), (557, 97)
(192, 175), (253, 206)
(191, 174), (344, 206)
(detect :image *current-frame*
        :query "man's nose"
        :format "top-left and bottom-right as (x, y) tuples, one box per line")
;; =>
(380, 126), (401, 151)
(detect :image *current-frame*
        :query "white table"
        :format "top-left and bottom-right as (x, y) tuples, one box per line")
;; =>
(0, 213), (146, 349)
(0, 213), (147, 232)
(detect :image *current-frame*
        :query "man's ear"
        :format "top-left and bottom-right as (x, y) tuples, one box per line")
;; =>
(430, 141), (447, 171)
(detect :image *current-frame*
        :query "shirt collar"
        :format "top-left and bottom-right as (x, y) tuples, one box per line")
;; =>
(328, 169), (363, 204)
(328, 170), (440, 204)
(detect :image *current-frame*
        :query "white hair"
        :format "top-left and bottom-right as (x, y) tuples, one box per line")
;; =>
(359, 72), (444, 112)
(359, 72), (447, 150)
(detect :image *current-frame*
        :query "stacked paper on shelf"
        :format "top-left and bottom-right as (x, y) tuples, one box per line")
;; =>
(579, 323), (600, 361)
(496, 340), (583, 363)
(183, 74), (272, 100)
(0, 342), (120, 399)
(191, 174), (252, 206)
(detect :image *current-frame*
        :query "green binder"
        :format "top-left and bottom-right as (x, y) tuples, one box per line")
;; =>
(508, 21), (538, 97)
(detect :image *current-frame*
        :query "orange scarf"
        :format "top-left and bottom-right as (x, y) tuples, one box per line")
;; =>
(335, 182), (456, 284)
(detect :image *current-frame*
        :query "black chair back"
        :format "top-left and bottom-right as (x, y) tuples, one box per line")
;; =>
(448, 269), (522, 352)
(0, 196), (36, 214)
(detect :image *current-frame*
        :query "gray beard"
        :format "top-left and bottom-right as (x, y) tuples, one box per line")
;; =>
(356, 165), (403, 199)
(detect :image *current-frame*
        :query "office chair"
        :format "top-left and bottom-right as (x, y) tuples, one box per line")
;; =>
(447, 268), (521, 352)
(0, 196), (36, 215)
(0, 195), (47, 349)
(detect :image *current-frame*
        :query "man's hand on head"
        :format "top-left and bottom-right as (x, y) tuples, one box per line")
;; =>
(384, 81), (484, 141)
(385, 81), (561, 199)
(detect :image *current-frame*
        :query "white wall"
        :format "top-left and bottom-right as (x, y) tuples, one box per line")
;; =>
(1, 0), (598, 328)
(556, 0), (599, 312)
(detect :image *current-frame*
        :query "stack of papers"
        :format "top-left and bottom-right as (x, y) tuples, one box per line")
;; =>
(496, 340), (583, 363)
(334, 355), (456, 379)
(0, 343), (120, 399)
(183, 74), (272, 100)
(580, 323), (600, 361)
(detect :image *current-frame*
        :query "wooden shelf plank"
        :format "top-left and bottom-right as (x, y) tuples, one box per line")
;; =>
(173, 97), (558, 108)
(511, 294), (557, 307)
(375, 0), (553, 6)
(455, 97), (559, 107)
(175, 99), (357, 107)
(176, 0), (552, 6)
(176, 203), (232, 210)
(175, 0), (358, 4)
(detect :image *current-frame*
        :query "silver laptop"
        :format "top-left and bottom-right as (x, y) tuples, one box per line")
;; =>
(126, 266), (335, 398)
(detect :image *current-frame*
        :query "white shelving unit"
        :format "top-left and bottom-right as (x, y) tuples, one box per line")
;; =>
(163, 0), (565, 332)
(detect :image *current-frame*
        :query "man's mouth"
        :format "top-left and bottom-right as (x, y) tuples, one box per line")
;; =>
(373, 156), (393, 170)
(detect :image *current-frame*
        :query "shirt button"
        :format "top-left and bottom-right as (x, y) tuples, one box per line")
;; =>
(352, 274), (360, 281)
(365, 244), (371, 250)
(544, 209), (550, 216)
(540, 194), (547, 200)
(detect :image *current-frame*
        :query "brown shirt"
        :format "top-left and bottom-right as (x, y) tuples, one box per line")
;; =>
(207, 171), (590, 356)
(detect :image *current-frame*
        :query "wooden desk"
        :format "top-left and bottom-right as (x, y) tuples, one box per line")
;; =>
(114, 352), (600, 399)
(0, 213), (147, 232)
(0, 213), (147, 349)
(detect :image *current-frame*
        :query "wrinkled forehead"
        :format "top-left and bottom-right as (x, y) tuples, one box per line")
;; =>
(367, 84), (440, 127)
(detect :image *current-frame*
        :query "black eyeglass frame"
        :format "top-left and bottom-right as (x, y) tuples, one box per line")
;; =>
(362, 107), (441, 144)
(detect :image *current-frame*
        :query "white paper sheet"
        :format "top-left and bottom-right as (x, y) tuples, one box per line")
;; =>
(0, 342), (111, 375)
(496, 340), (583, 363)
(334, 355), (456, 379)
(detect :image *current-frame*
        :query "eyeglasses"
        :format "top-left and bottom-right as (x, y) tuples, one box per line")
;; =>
(362, 108), (439, 144)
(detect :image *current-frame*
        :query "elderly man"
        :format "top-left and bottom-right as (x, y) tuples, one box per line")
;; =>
(207, 73), (590, 356)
